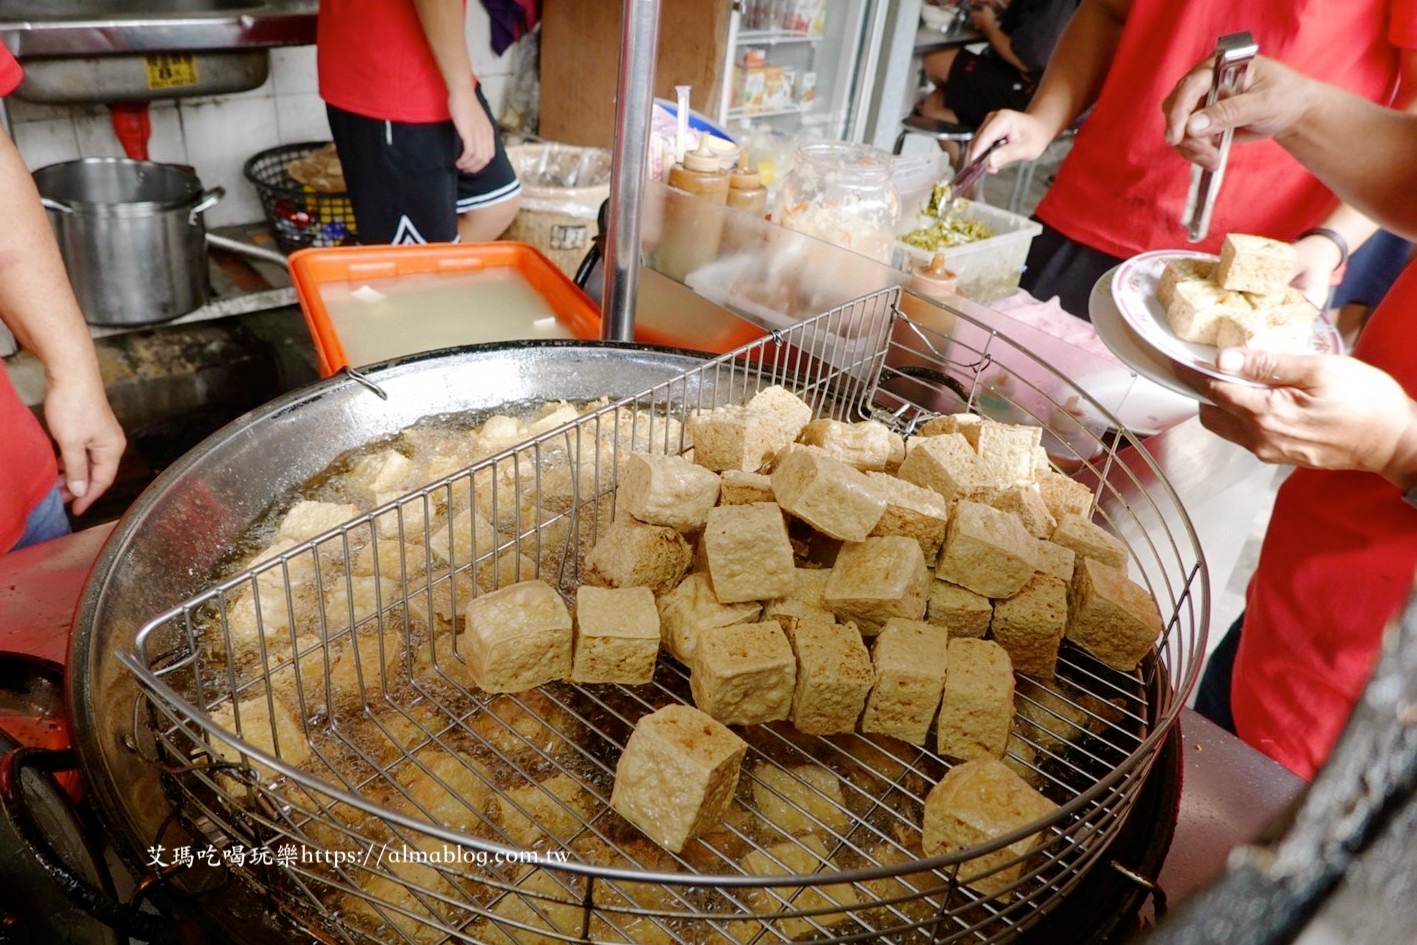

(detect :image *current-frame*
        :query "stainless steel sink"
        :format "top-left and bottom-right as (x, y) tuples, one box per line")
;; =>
(0, 0), (316, 57)
(0, 0), (315, 102)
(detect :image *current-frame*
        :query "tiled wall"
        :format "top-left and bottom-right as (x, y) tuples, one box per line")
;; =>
(8, 8), (527, 228)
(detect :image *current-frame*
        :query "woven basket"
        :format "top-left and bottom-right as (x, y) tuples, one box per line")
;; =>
(243, 142), (358, 255)
(504, 143), (611, 276)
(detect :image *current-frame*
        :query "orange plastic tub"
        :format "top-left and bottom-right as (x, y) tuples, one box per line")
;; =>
(289, 242), (604, 377)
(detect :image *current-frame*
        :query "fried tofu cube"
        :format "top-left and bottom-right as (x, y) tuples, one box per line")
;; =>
(771, 446), (887, 542)
(975, 420), (1043, 488)
(1066, 558), (1163, 672)
(585, 517), (692, 595)
(686, 385), (813, 472)
(751, 764), (851, 835)
(428, 507), (496, 567)
(463, 579), (573, 693)
(468, 690), (584, 761)
(1215, 311), (1313, 354)
(572, 586), (661, 685)
(1166, 280), (1253, 345)
(373, 490), (433, 541)
(611, 704), (748, 853)
(785, 619), (873, 735)
(277, 500), (360, 543)
(347, 843), (466, 945)
(860, 618), (949, 745)
(936, 501), (1040, 599)
(206, 691), (311, 775)
(742, 835), (860, 940)
(990, 484), (1057, 540)
(1215, 233), (1296, 294)
(1251, 285), (1318, 327)
(719, 469), (774, 505)
(897, 432), (989, 505)
(1033, 540), (1077, 583)
(1036, 470), (1093, 520)
(396, 749), (493, 833)
(922, 758), (1057, 897)
(762, 567), (834, 629)
(321, 624), (405, 699)
(1049, 513), (1129, 570)
(917, 413), (983, 444)
(690, 621), (797, 725)
(621, 452), (722, 532)
(992, 574), (1069, 678)
(497, 771), (599, 848)
(658, 572), (762, 664)
(823, 536), (930, 631)
(865, 471), (950, 563)
(348, 449), (414, 496)
(1156, 257), (1217, 308)
(765, 597), (836, 634)
(936, 639), (1015, 761)
(798, 418), (905, 472)
(702, 503), (797, 603)
(926, 580), (993, 638)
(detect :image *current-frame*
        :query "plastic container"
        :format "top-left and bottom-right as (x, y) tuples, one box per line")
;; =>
(891, 150), (946, 216)
(894, 199), (1043, 302)
(773, 142), (900, 264)
(503, 143), (612, 277)
(288, 242), (602, 377)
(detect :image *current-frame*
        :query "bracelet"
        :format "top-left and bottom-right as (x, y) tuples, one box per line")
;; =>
(1297, 227), (1350, 267)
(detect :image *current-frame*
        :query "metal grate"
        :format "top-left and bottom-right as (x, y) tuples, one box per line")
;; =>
(118, 286), (1208, 945)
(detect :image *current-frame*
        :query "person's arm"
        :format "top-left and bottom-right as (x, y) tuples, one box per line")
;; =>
(970, 0), (1129, 166)
(972, 6), (1029, 74)
(412, 0), (494, 174)
(0, 129), (124, 515)
(1196, 348), (1417, 492)
(1163, 55), (1417, 239)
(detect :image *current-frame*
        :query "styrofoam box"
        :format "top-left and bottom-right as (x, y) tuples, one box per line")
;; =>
(894, 199), (1043, 303)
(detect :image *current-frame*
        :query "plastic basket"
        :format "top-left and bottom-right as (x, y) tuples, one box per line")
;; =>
(503, 143), (611, 277)
(243, 141), (358, 255)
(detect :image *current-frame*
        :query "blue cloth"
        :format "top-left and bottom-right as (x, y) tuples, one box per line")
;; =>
(1331, 229), (1414, 309)
(12, 484), (71, 551)
(1194, 613), (1242, 735)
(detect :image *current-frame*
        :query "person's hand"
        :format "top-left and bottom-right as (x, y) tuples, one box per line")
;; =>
(1162, 56), (1317, 170)
(1196, 347), (1417, 488)
(969, 109), (1052, 168)
(448, 84), (494, 174)
(43, 375), (125, 516)
(1289, 232), (1344, 309)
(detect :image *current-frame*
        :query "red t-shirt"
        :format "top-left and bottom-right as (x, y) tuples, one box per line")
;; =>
(1038, 0), (1417, 258)
(1, 46), (61, 552)
(1233, 262), (1417, 780)
(317, 0), (476, 123)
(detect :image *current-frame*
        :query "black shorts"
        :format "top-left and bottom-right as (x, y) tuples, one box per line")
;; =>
(944, 48), (1036, 128)
(327, 87), (521, 245)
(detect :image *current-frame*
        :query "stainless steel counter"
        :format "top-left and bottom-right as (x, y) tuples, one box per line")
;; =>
(0, 0), (316, 57)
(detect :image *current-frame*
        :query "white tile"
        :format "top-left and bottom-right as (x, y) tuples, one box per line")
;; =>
(12, 119), (80, 172)
(178, 96), (281, 226)
(275, 92), (330, 144)
(146, 102), (189, 165)
(73, 111), (124, 159)
(270, 45), (319, 97)
(5, 99), (70, 124)
(465, 2), (517, 76)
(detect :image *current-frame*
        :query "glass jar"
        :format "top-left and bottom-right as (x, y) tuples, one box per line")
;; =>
(771, 142), (900, 264)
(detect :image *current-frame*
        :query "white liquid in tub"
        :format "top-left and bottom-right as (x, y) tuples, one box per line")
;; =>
(319, 268), (575, 367)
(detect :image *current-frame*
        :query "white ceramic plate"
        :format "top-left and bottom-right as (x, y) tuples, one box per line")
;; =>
(1110, 249), (1342, 386)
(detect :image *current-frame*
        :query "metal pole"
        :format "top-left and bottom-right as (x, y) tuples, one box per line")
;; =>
(600, 0), (661, 341)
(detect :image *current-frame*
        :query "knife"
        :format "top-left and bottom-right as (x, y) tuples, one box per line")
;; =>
(1183, 31), (1259, 243)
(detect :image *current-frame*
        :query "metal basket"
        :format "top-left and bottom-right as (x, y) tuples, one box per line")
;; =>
(244, 141), (358, 255)
(118, 288), (1208, 945)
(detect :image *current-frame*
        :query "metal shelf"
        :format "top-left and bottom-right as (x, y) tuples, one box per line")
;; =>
(726, 103), (814, 121)
(736, 28), (821, 46)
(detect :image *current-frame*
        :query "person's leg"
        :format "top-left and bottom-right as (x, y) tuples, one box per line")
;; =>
(1194, 614), (1243, 734)
(327, 104), (460, 245)
(922, 47), (961, 84)
(12, 484), (71, 551)
(455, 86), (523, 243)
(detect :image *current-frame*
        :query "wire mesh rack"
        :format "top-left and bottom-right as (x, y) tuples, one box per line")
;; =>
(117, 286), (1208, 945)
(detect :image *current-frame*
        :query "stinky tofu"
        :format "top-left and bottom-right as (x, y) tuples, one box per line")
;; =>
(1215, 233), (1296, 294)
(751, 764), (851, 836)
(896, 432), (989, 505)
(859, 618), (949, 745)
(771, 446), (888, 542)
(822, 536), (930, 631)
(1049, 513), (1129, 570)
(657, 571), (762, 664)
(925, 579), (993, 638)
(786, 619), (874, 735)
(572, 585), (661, 685)
(991, 574), (1069, 678)
(798, 418), (905, 472)
(936, 500), (1039, 599)
(702, 502), (796, 603)
(718, 469), (774, 505)
(584, 517), (692, 595)
(690, 621), (797, 725)
(865, 471), (951, 563)
(463, 579), (573, 692)
(935, 638), (1015, 761)
(1066, 558), (1163, 672)
(620, 452), (722, 532)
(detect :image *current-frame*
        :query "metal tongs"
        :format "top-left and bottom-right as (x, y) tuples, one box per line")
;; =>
(1183, 31), (1259, 242)
(948, 137), (1006, 199)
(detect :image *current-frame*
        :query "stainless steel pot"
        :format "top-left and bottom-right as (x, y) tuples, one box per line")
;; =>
(33, 158), (223, 326)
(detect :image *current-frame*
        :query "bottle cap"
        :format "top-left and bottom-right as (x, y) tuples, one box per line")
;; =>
(729, 150), (763, 189)
(909, 252), (959, 297)
(682, 140), (723, 173)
